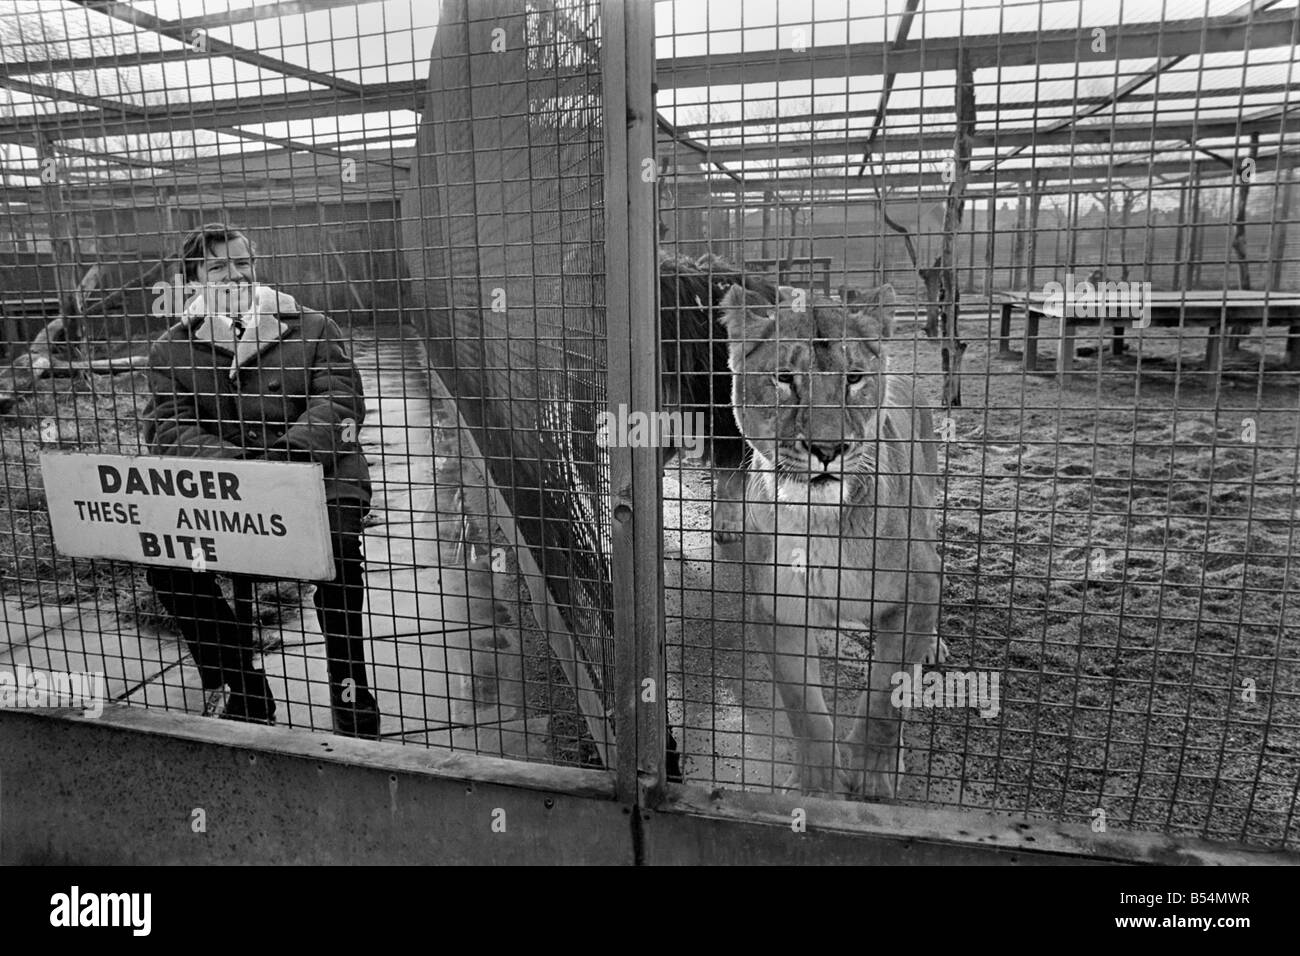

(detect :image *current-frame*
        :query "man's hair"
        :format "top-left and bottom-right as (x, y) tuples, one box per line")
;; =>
(179, 223), (256, 282)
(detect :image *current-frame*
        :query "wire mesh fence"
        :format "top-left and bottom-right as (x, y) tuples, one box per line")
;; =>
(0, 0), (609, 766)
(0, 0), (1297, 855)
(655, 0), (1300, 849)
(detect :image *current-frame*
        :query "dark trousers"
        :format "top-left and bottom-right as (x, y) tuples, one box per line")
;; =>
(147, 499), (371, 697)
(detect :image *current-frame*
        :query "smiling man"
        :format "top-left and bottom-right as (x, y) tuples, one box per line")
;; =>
(140, 223), (379, 738)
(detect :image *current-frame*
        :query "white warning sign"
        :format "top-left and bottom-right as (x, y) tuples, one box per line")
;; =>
(39, 451), (334, 580)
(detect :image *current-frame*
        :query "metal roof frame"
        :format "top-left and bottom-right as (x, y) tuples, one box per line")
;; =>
(0, 1), (1296, 197)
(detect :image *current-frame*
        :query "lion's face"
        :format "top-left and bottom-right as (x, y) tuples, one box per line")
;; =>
(719, 284), (897, 503)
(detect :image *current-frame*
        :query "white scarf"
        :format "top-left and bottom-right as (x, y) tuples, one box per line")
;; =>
(184, 284), (297, 380)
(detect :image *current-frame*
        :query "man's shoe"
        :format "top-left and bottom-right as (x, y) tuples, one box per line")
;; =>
(331, 686), (381, 740)
(222, 672), (277, 726)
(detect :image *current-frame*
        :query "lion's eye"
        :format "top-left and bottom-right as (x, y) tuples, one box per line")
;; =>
(846, 372), (866, 386)
(774, 372), (795, 386)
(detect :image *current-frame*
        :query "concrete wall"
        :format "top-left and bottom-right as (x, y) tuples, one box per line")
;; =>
(0, 707), (627, 866)
(5, 707), (1292, 865)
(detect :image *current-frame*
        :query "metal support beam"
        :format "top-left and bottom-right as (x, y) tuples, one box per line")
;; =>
(670, 146), (1300, 194)
(657, 9), (1300, 89)
(604, 0), (667, 808)
(672, 82), (1300, 137)
(0, 80), (426, 147)
(660, 117), (1300, 164)
(73, 0), (366, 95)
(855, 0), (921, 175)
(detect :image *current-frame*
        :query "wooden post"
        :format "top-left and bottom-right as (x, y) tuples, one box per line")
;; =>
(1228, 132), (1260, 349)
(160, 189), (175, 237)
(1025, 175), (1042, 290)
(37, 134), (84, 352)
(1119, 188), (1134, 281)
(1231, 133), (1260, 292)
(761, 189), (773, 261)
(935, 49), (975, 408)
(1097, 191), (1111, 275)
(1011, 182), (1027, 290)
(1139, 189), (1155, 285)
(732, 202), (744, 264)
(1270, 166), (1293, 292)
(1066, 190), (1080, 272)
(1053, 204), (1063, 269)
(1189, 166), (1203, 288)
(984, 194), (996, 296)
(1114, 188), (1139, 355)
(965, 195), (978, 293)
(1172, 180), (1189, 288)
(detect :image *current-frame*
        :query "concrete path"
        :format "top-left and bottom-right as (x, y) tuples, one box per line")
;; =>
(662, 468), (787, 791)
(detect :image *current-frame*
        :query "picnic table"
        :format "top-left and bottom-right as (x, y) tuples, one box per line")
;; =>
(996, 289), (1300, 383)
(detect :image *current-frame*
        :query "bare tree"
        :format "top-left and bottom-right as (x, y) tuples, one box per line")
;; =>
(862, 55), (974, 407)
(1085, 182), (1145, 282)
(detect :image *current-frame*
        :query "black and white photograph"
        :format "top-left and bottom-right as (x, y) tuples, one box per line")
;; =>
(0, 0), (1296, 896)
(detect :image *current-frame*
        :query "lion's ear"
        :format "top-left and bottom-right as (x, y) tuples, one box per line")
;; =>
(850, 283), (897, 338)
(718, 283), (775, 342)
(854, 283), (896, 311)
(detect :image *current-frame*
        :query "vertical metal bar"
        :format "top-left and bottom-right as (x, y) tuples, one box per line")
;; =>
(603, 0), (665, 806)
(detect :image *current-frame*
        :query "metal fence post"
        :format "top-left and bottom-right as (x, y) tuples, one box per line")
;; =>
(603, 0), (667, 807)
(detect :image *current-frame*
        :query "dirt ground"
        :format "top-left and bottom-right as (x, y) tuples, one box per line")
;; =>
(661, 306), (1300, 849)
(1, 370), (169, 625)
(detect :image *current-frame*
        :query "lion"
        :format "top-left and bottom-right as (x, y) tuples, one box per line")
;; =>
(719, 282), (946, 800)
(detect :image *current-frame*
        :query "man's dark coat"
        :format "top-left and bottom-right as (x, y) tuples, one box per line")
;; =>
(141, 293), (371, 504)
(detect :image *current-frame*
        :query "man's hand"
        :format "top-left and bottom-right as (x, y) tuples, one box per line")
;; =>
(262, 440), (314, 463)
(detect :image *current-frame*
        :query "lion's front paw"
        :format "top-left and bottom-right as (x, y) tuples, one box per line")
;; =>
(837, 744), (900, 801)
(924, 636), (950, 666)
(712, 499), (745, 544)
(778, 767), (802, 793)
(779, 756), (840, 799)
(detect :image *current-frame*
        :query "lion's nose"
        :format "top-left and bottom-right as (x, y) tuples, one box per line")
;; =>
(805, 441), (849, 465)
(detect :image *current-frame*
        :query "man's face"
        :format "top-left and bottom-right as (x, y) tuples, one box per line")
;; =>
(198, 237), (256, 314)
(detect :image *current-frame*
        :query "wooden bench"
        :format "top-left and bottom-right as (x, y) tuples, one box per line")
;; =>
(996, 289), (1300, 383)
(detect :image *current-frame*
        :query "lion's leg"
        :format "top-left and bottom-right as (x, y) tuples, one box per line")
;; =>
(840, 606), (908, 800)
(757, 617), (837, 796)
(841, 592), (939, 800)
(711, 464), (746, 544)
